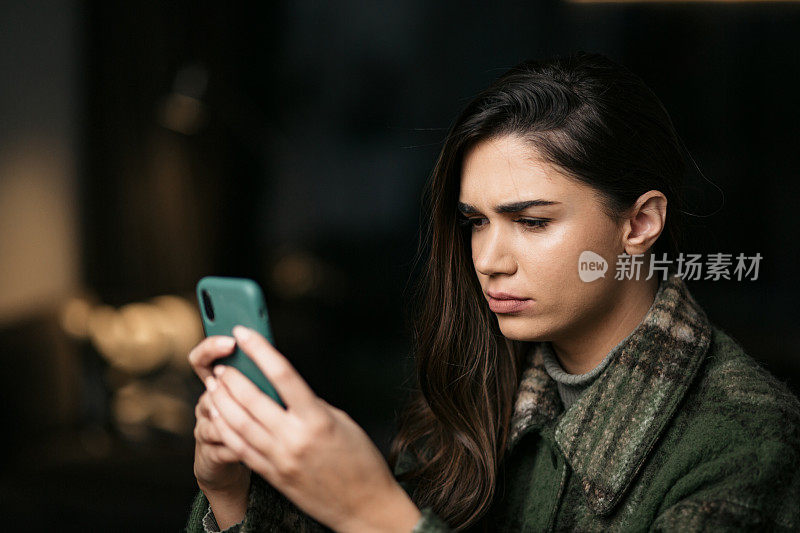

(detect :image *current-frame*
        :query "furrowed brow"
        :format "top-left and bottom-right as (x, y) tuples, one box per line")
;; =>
(458, 199), (560, 215)
(457, 202), (479, 214)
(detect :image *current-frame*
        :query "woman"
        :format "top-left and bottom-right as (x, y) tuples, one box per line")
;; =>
(185, 51), (800, 532)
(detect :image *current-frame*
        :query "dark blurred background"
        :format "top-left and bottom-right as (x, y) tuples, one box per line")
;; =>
(1, 1), (799, 530)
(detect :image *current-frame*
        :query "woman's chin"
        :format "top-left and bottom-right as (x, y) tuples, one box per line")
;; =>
(496, 316), (550, 342)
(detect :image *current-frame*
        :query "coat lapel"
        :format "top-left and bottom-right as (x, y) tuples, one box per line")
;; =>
(506, 272), (713, 515)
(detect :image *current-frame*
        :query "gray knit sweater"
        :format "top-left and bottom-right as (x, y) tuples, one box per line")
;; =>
(540, 341), (614, 410)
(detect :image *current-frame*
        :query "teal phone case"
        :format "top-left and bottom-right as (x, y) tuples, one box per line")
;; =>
(196, 276), (285, 408)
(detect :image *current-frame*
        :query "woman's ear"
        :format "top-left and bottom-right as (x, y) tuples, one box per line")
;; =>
(621, 191), (667, 256)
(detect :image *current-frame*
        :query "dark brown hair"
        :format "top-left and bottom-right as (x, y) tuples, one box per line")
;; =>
(389, 50), (688, 530)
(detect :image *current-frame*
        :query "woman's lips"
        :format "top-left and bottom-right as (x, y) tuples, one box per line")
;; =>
(487, 295), (533, 314)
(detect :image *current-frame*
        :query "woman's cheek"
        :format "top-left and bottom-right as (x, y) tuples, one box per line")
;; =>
(534, 233), (578, 280)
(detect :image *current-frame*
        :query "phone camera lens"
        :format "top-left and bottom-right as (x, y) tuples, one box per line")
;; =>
(201, 290), (215, 321)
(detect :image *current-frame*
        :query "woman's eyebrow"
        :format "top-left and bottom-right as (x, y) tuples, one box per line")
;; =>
(457, 199), (561, 215)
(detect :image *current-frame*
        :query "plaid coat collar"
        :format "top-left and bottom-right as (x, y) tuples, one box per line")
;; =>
(505, 272), (713, 515)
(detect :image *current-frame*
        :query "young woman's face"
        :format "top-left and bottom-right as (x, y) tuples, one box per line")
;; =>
(458, 134), (627, 342)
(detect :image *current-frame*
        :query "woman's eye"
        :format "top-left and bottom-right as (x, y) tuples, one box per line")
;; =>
(518, 218), (550, 230)
(458, 217), (550, 230)
(458, 217), (487, 229)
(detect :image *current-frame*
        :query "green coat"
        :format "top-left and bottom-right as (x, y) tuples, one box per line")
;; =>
(185, 274), (800, 532)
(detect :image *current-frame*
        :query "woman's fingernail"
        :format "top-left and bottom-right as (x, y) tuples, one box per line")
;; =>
(233, 325), (251, 341)
(210, 406), (219, 419)
(205, 376), (217, 392)
(217, 336), (235, 350)
(213, 365), (226, 377)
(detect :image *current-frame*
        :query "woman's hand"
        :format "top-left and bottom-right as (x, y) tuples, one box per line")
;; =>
(203, 325), (422, 533)
(188, 336), (251, 527)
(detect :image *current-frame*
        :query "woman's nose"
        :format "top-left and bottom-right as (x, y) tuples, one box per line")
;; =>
(473, 229), (516, 276)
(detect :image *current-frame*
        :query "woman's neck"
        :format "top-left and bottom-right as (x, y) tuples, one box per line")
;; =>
(550, 276), (660, 375)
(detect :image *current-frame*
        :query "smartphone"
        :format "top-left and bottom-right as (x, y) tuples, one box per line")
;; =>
(196, 276), (285, 408)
